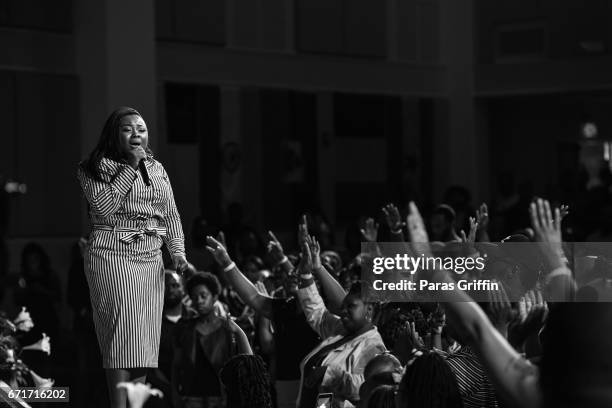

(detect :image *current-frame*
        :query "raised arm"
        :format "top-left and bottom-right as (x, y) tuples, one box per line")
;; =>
(307, 238), (345, 314)
(383, 203), (406, 242)
(206, 234), (276, 319)
(406, 202), (541, 408)
(296, 241), (344, 339)
(266, 230), (294, 276)
(77, 164), (137, 218)
(529, 198), (575, 302)
(475, 203), (491, 243)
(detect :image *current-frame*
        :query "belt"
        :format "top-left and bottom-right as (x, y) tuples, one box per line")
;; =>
(93, 224), (167, 244)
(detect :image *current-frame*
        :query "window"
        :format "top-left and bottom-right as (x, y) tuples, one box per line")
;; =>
(295, 0), (386, 58)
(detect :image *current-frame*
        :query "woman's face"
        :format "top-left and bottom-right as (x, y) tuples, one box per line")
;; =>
(118, 114), (148, 155)
(190, 284), (217, 316)
(340, 294), (370, 334)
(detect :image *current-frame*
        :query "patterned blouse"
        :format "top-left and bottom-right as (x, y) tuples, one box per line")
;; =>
(77, 155), (185, 256)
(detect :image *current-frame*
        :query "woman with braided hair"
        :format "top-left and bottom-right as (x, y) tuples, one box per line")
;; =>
(396, 351), (464, 408)
(220, 354), (273, 408)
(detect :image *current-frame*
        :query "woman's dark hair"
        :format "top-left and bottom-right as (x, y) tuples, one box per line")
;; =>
(20, 242), (51, 281)
(185, 271), (222, 298)
(367, 385), (397, 408)
(220, 354), (272, 408)
(80, 106), (152, 181)
(397, 351), (464, 408)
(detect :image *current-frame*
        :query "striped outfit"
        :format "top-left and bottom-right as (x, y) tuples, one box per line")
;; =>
(446, 346), (499, 408)
(77, 156), (185, 369)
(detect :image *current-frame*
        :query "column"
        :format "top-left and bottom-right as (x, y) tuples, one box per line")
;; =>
(438, 0), (488, 202)
(317, 92), (336, 227)
(75, 0), (157, 232)
(75, 0), (157, 156)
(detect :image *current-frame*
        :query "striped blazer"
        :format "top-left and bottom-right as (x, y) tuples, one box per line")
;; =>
(77, 156), (185, 256)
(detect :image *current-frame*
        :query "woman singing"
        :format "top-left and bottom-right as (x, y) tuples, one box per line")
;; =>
(77, 107), (188, 408)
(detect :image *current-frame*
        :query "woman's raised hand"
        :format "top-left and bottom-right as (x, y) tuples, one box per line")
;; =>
(475, 203), (489, 231)
(460, 217), (478, 244)
(297, 237), (314, 276)
(383, 203), (404, 232)
(205, 233), (233, 268)
(266, 231), (286, 265)
(529, 198), (561, 245)
(529, 198), (565, 270)
(306, 235), (322, 270)
(297, 215), (309, 247)
(360, 218), (379, 243)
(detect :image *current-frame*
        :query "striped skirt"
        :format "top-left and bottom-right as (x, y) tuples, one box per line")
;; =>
(84, 228), (164, 369)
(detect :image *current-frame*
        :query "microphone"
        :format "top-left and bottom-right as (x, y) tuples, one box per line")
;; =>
(139, 160), (151, 186)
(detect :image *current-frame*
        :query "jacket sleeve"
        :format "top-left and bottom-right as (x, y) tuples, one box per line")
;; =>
(77, 164), (137, 218)
(159, 165), (185, 256)
(321, 340), (387, 404)
(297, 282), (344, 340)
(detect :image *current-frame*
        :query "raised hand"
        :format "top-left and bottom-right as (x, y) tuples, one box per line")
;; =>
(509, 290), (548, 351)
(406, 202), (431, 261)
(530, 198), (561, 244)
(529, 198), (564, 269)
(297, 239), (313, 276)
(382, 203), (404, 232)
(307, 235), (322, 270)
(460, 217), (478, 244)
(360, 218), (379, 243)
(475, 203), (489, 231)
(560, 204), (569, 220)
(205, 234), (233, 269)
(407, 321), (425, 350)
(297, 215), (309, 247)
(488, 283), (514, 336)
(266, 231), (286, 265)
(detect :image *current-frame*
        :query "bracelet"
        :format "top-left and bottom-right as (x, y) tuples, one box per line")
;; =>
(223, 262), (236, 272)
(391, 228), (403, 234)
(544, 266), (572, 285)
(299, 273), (313, 280)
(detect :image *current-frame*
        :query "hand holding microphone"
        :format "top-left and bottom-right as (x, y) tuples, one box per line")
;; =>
(127, 146), (150, 186)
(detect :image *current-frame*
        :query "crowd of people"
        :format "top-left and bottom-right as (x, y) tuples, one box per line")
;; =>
(0, 104), (610, 408)
(2, 188), (610, 408)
